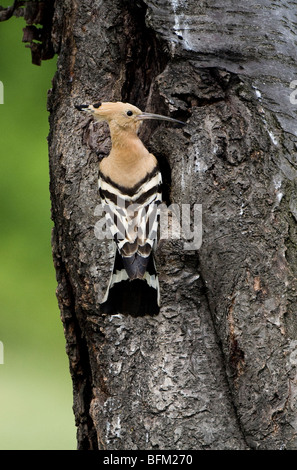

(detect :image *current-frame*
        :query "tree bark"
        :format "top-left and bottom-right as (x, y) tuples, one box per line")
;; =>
(47, 0), (297, 449)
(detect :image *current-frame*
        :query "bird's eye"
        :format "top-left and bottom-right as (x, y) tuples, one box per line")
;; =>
(93, 102), (101, 108)
(126, 110), (133, 116)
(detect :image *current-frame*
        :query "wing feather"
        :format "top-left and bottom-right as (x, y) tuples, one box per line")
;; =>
(99, 167), (162, 279)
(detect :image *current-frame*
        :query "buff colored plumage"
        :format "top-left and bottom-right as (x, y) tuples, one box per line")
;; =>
(75, 101), (184, 315)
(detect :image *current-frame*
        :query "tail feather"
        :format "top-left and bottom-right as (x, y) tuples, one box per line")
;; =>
(100, 249), (160, 316)
(122, 252), (150, 280)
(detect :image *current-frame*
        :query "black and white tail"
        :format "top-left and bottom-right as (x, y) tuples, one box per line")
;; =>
(100, 249), (160, 316)
(99, 166), (162, 316)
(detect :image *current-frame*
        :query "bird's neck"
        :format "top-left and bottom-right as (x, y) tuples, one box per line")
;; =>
(99, 124), (157, 189)
(109, 125), (148, 164)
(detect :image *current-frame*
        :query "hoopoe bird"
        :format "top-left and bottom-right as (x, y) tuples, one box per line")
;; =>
(75, 101), (184, 316)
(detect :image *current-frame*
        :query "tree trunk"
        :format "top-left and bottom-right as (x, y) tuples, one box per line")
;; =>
(47, 0), (297, 450)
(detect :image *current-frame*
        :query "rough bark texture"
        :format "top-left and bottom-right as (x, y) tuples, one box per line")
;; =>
(47, 0), (297, 449)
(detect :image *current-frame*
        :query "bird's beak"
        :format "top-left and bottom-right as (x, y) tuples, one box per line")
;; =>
(136, 112), (185, 125)
(75, 104), (93, 112)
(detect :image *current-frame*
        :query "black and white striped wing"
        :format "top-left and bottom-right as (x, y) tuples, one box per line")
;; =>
(98, 168), (162, 279)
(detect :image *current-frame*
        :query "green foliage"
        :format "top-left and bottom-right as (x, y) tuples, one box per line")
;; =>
(0, 17), (75, 449)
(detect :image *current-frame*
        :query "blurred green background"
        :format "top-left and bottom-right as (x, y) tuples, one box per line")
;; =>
(0, 14), (76, 449)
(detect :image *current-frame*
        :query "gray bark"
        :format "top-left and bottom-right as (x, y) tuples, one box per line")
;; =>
(47, 0), (297, 449)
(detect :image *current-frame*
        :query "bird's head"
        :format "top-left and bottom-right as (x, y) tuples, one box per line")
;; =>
(75, 101), (184, 134)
